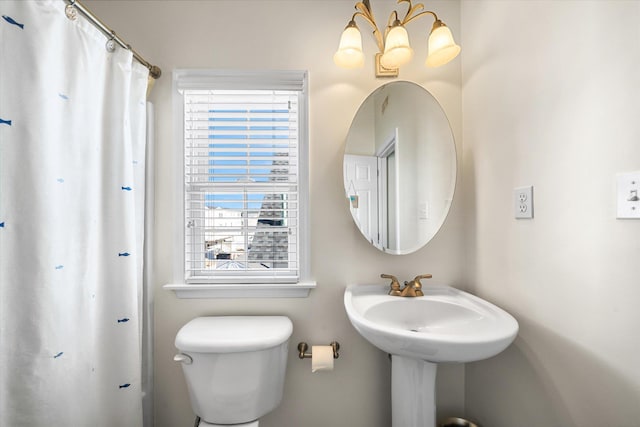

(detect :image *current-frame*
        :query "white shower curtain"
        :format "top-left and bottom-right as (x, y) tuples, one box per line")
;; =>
(0, 1), (148, 426)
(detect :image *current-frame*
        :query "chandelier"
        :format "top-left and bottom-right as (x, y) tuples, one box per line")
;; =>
(334, 0), (461, 77)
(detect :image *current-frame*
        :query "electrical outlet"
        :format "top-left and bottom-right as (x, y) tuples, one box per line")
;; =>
(514, 186), (533, 219)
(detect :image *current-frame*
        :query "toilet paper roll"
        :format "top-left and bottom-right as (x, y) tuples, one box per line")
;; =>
(311, 345), (334, 373)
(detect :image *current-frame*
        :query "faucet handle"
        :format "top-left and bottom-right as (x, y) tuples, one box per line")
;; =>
(413, 274), (432, 284)
(381, 274), (401, 296)
(412, 274), (432, 296)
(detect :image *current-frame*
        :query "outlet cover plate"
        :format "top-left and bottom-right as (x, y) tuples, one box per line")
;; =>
(616, 172), (640, 219)
(514, 186), (534, 219)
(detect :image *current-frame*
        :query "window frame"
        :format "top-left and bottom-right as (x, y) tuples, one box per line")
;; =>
(166, 69), (314, 298)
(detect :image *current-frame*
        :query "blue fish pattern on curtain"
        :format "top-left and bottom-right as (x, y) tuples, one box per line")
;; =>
(2, 14), (23, 29)
(0, 2), (149, 426)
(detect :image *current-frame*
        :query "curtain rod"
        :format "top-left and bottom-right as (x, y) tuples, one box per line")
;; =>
(65, 0), (161, 79)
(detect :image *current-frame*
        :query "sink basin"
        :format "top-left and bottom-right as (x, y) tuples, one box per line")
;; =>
(344, 283), (518, 427)
(344, 284), (519, 363)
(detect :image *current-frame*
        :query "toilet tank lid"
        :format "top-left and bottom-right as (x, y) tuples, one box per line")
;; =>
(175, 316), (293, 353)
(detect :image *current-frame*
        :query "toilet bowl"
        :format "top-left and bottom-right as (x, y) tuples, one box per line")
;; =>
(175, 316), (293, 427)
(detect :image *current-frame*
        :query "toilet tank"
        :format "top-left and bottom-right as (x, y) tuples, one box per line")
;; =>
(175, 316), (293, 425)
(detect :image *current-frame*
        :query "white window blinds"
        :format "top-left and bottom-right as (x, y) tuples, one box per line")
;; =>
(183, 89), (301, 283)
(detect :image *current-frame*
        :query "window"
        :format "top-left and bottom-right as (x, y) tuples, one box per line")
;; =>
(170, 70), (313, 296)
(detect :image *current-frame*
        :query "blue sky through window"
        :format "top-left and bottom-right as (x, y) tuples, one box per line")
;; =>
(204, 107), (291, 209)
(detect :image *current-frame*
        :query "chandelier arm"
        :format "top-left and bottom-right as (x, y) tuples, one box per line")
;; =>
(402, 9), (438, 26)
(387, 10), (399, 27)
(397, 0), (418, 24)
(354, 3), (385, 52)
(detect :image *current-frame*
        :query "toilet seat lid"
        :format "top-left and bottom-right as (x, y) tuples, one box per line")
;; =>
(175, 316), (293, 353)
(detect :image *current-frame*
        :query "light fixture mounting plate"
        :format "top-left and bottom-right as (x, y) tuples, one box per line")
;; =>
(375, 53), (399, 78)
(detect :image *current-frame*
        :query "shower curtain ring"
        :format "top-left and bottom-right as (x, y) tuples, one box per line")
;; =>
(106, 32), (117, 53)
(65, 3), (78, 21)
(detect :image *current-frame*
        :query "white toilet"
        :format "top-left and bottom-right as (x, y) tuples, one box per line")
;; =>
(174, 316), (293, 427)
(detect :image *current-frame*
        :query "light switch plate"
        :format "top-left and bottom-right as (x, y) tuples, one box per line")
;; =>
(616, 172), (640, 219)
(514, 186), (533, 219)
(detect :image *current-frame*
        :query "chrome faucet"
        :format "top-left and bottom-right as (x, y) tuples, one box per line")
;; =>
(381, 273), (433, 297)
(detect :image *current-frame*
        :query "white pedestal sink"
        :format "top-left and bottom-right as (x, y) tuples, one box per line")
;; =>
(344, 284), (518, 427)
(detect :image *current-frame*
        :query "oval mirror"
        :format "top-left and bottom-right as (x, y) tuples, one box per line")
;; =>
(343, 81), (457, 254)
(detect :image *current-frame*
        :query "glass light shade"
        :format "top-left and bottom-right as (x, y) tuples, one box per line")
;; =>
(333, 26), (365, 69)
(425, 24), (461, 67)
(380, 25), (413, 69)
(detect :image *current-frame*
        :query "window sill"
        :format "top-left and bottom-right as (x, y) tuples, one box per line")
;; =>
(163, 281), (316, 299)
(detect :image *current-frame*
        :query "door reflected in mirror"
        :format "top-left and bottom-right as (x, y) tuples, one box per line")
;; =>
(343, 81), (456, 254)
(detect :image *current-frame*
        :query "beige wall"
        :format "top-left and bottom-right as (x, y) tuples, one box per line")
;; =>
(86, 1), (464, 426)
(461, 1), (640, 426)
(70, 0), (640, 426)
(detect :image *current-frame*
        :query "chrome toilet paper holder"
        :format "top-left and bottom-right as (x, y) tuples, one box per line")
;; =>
(297, 341), (340, 359)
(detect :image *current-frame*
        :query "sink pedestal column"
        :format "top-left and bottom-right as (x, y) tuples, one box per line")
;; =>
(391, 355), (438, 427)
